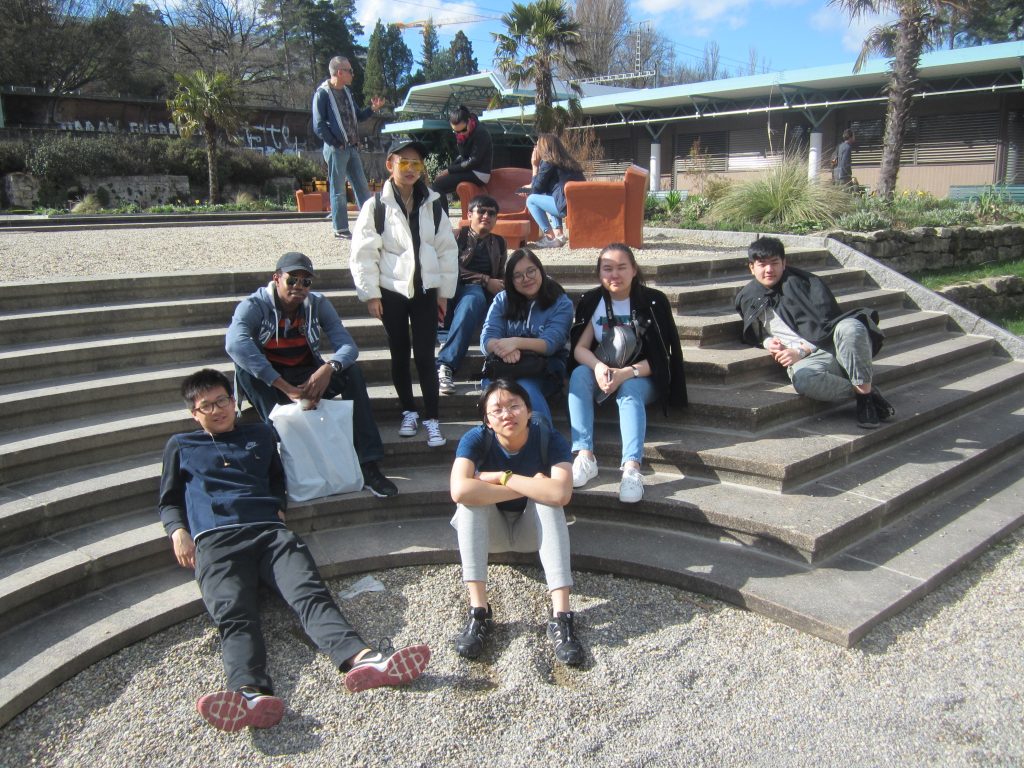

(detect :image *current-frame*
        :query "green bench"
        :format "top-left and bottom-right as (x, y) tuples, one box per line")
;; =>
(948, 184), (1024, 202)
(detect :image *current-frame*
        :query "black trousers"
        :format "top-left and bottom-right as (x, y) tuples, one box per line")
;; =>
(233, 361), (385, 465)
(195, 525), (367, 693)
(380, 286), (440, 419)
(431, 168), (483, 209)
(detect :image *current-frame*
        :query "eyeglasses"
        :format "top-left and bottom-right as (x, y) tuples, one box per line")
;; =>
(452, 126), (469, 135)
(285, 276), (313, 288)
(472, 207), (498, 218)
(192, 395), (234, 415)
(339, 67), (353, 73)
(487, 404), (525, 418)
(512, 266), (540, 283)
(396, 158), (424, 171)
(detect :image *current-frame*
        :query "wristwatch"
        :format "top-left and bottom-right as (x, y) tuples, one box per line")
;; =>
(328, 360), (343, 373)
(631, 365), (640, 378)
(500, 470), (514, 486)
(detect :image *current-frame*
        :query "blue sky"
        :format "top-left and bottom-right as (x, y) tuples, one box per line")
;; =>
(354, 0), (895, 81)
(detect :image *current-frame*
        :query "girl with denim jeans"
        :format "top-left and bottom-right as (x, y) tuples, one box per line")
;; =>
(567, 243), (687, 503)
(526, 133), (585, 248)
(480, 249), (573, 428)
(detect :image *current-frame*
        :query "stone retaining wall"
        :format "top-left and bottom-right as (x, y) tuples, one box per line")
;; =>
(827, 224), (1024, 273)
(937, 275), (1024, 317)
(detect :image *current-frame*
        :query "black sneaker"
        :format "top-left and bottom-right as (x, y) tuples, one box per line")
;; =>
(547, 611), (584, 666)
(856, 392), (879, 429)
(455, 605), (493, 659)
(362, 461), (398, 497)
(871, 387), (896, 421)
(334, 229), (352, 239)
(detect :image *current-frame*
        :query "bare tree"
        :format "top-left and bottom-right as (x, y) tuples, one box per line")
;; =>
(573, 0), (629, 77)
(163, 0), (276, 86)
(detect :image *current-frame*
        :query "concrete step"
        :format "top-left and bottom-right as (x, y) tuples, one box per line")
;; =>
(0, 326), (1006, 485)
(0, 455), (161, 552)
(679, 286), (908, 346)
(645, 355), (1024, 489)
(0, 564), (201, 727)
(2, 430), (1022, 726)
(0, 509), (169, 628)
(0, 307), (951, 431)
(671, 266), (866, 311)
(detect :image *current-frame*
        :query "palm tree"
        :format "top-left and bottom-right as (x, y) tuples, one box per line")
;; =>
(828, 0), (961, 199)
(168, 70), (244, 203)
(492, 0), (590, 132)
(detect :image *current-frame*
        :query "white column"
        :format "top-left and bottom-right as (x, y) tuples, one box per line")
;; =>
(809, 131), (823, 180)
(649, 141), (662, 191)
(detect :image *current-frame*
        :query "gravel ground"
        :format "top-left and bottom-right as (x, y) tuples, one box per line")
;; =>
(1, 221), (1022, 766)
(0, 537), (1022, 768)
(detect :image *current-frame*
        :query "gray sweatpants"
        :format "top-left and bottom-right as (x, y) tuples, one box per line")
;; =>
(451, 502), (573, 590)
(788, 318), (873, 402)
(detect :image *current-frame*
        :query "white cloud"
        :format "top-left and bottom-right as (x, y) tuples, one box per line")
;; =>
(355, 0), (489, 36)
(809, 6), (896, 54)
(636, 0), (750, 23)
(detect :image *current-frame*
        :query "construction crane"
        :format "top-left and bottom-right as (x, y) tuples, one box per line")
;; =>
(395, 19), (465, 30)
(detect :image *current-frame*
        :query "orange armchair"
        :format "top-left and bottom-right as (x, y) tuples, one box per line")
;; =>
(564, 165), (649, 250)
(295, 189), (330, 212)
(454, 167), (540, 244)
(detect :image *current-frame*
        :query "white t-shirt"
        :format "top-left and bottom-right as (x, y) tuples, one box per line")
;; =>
(590, 297), (631, 342)
(762, 307), (815, 353)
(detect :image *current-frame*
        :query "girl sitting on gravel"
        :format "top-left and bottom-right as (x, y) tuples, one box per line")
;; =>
(567, 243), (687, 504)
(449, 379), (584, 666)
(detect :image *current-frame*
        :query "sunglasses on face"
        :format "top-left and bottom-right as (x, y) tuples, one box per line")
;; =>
(452, 126), (469, 135)
(472, 207), (498, 217)
(285, 276), (313, 288)
(396, 158), (424, 171)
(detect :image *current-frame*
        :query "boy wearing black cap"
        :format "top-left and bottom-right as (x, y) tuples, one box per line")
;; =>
(350, 136), (459, 450)
(226, 251), (398, 497)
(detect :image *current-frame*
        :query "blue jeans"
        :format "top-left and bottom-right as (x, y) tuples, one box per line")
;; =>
(526, 193), (561, 232)
(323, 144), (371, 234)
(567, 364), (656, 466)
(789, 318), (873, 401)
(437, 283), (489, 373)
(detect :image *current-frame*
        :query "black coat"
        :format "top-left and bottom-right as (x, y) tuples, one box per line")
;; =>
(734, 265), (884, 355)
(569, 284), (687, 413)
(450, 125), (493, 176)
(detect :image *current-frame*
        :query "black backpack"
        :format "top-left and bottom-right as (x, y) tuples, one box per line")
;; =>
(374, 191), (446, 236)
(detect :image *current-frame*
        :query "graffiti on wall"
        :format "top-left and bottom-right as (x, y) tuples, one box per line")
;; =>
(55, 118), (305, 153)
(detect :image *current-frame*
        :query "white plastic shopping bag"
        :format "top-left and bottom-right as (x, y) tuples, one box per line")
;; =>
(269, 399), (364, 501)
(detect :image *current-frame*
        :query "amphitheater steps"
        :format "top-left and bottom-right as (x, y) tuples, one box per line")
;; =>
(2, 239), (1023, 727)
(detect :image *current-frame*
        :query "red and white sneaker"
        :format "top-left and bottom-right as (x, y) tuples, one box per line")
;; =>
(344, 640), (431, 693)
(196, 689), (284, 732)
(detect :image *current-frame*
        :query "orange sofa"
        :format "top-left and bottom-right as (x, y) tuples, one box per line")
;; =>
(455, 167), (540, 246)
(563, 165), (649, 250)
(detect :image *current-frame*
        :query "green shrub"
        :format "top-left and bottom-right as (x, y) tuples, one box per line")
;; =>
(269, 152), (319, 184)
(711, 157), (854, 231)
(644, 194), (666, 221)
(0, 140), (29, 174)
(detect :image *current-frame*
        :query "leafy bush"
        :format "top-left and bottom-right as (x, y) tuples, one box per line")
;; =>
(710, 157), (854, 230)
(0, 140), (29, 174)
(269, 152), (319, 184)
(70, 194), (103, 214)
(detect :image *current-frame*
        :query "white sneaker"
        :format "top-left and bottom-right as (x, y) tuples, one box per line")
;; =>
(536, 235), (562, 249)
(424, 418), (446, 447)
(399, 410), (419, 437)
(572, 453), (598, 488)
(619, 467), (644, 504)
(438, 364), (455, 395)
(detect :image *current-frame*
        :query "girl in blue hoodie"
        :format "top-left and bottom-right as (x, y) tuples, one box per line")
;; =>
(480, 249), (573, 426)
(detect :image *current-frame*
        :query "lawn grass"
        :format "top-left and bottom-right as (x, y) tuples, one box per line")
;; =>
(910, 258), (1024, 290)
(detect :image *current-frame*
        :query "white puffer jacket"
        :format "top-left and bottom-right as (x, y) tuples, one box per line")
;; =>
(349, 181), (458, 301)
